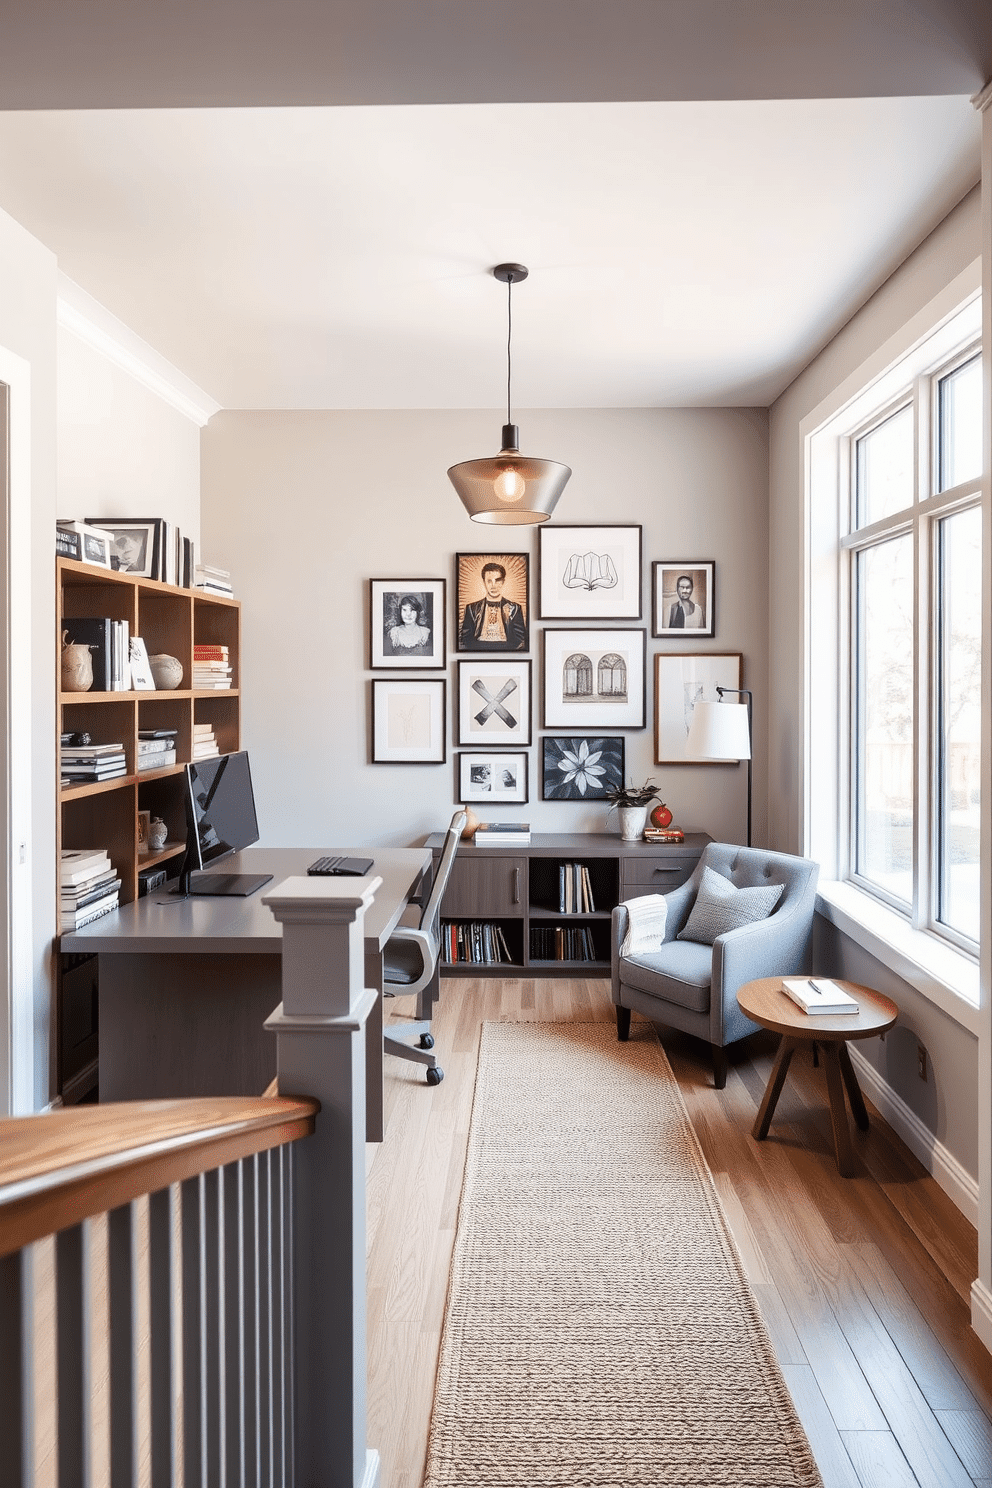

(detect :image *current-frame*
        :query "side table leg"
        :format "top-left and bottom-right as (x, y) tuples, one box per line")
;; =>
(822, 1043), (856, 1176)
(838, 1040), (870, 1131)
(752, 1036), (798, 1141)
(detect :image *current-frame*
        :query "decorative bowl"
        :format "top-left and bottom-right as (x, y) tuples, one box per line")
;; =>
(149, 653), (184, 690)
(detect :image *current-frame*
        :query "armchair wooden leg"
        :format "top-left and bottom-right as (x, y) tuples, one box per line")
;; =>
(712, 1045), (728, 1090)
(616, 1006), (631, 1042)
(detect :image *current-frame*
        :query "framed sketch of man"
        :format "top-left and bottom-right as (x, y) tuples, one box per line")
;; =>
(370, 578), (446, 668)
(652, 562), (715, 637)
(655, 652), (742, 764)
(456, 552), (529, 652)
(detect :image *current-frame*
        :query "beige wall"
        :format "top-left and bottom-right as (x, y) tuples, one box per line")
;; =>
(200, 406), (769, 849)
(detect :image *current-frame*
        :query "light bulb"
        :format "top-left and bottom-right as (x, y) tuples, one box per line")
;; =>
(495, 466), (525, 503)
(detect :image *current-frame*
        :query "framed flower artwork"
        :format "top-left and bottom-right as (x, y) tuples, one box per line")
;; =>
(540, 736), (625, 801)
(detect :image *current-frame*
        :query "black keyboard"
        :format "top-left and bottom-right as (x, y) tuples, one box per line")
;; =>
(307, 855), (374, 877)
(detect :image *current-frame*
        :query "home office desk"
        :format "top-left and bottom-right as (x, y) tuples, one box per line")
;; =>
(61, 846), (432, 1141)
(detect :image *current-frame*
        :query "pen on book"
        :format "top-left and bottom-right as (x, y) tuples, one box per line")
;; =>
(808, 978), (819, 993)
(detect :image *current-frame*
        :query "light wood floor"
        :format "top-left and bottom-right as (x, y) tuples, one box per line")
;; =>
(368, 975), (992, 1488)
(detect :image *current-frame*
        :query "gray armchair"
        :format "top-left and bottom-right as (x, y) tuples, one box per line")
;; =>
(611, 842), (819, 1088)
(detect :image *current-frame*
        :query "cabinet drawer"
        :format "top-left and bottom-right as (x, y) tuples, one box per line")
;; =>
(440, 854), (526, 917)
(621, 855), (698, 896)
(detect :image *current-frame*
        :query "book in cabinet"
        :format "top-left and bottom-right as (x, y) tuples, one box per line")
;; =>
(425, 831), (711, 976)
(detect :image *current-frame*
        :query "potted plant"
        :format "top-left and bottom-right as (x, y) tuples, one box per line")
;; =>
(603, 779), (661, 842)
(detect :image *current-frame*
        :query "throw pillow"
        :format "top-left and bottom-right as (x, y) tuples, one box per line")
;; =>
(619, 893), (668, 958)
(677, 865), (784, 946)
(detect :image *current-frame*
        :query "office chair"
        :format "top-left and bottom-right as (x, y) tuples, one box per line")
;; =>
(382, 809), (467, 1085)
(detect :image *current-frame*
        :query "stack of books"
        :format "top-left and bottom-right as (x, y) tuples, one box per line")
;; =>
(194, 564), (234, 598)
(60, 848), (120, 931)
(136, 730), (178, 773)
(193, 722), (220, 760)
(440, 921), (513, 965)
(192, 644), (233, 689)
(474, 822), (531, 846)
(644, 826), (685, 844)
(60, 739), (127, 787)
(558, 862), (595, 913)
(531, 925), (598, 962)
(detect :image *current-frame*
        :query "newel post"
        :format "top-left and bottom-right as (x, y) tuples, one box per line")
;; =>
(263, 875), (383, 1488)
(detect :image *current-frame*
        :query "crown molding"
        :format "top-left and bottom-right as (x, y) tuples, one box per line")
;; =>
(972, 77), (992, 112)
(57, 274), (221, 427)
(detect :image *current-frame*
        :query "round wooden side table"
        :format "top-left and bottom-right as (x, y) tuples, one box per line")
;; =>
(736, 977), (898, 1178)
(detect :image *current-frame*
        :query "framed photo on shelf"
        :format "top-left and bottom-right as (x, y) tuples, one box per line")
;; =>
(541, 735), (625, 801)
(538, 524), (642, 620)
(457, 750), (529, 804)
(654, 652), (742, 764)
(455, 552), (529, 652)
(85, 517), (162, 579)
(57, 520), (114, 569)
(652, 561), (715, 637)
(542, 628), (646, 729)
(371, 678), (446, 764)
(457, 659), (532, 745)
(369, 578), (446, 669)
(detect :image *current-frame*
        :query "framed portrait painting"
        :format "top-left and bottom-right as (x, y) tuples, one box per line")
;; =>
(654, 652), (742, 764)
(457, 751), (529, 805)
(541, 735), (625, 801)
(369, 578), (446, 668)
(371, 678), (446, 763)
(542, 628), (646, 729)
(457, 659), (532, 746)
(652, 561), (715, 637)
(456, 552), (529, 652)
(538, 524), (642, 620)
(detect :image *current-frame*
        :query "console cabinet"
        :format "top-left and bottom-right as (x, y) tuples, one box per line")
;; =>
(425, 831), (710, 975)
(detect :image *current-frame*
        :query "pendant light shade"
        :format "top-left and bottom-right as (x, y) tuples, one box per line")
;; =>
(449, 264), (571, 525)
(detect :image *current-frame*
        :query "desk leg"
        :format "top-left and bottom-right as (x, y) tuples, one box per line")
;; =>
(752, 1036), (798, 1140)
(364, 945), (384, 1144)
(838, 1041), (870, 1131)
(822, 1043), (856, 1177)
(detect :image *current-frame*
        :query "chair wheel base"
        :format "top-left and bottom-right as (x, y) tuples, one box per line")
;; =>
(419, 1033), (435, 1049)
(426, 1066), (444, 1086)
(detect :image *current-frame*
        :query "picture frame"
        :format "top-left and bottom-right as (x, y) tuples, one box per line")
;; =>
(457, 751), (529, 805)
(538, 524), (642, 620)
(541, 735), (625, 801)
(652, 561), (715, 637)
(456, 552), (529, 652)
(457, 659), (532, 746)
(371, 678), (446, 764)
(85, 517), (162, 579)
(369, 578), (446, 669)
(57, 520), (114, 569)
(542, 628), (646, 729)
(654, 652), (743, 764)
(137, 809), (151, 851)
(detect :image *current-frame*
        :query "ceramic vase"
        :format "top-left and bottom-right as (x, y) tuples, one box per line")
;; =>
(460, 806), (480, 839)
(148, 817), (168, 851)
(60, 631), (94, 692)
(149, 653), (184, 690)
(618, 805), (648, 842)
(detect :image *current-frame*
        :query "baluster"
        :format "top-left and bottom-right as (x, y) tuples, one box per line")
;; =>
(203, 1169), (222, 1486)
(148, 1186), (177, 1487)
(242, 1156), (259, 1488)
(223, 1161), (243, 1488)
(56, 1223), (92, 1488)
(0, 1249), (33, 1488)
(181, 1176), (204, 1488)
(108, 1203), (138, 1487)
(257, 1152), (272, 1486)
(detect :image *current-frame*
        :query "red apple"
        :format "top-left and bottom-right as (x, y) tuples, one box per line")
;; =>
(650, 802), (673, 829)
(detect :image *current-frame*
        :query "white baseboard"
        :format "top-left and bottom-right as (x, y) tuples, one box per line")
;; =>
(970, 1279), (992, 1354)
(848, 1045), (979, 1228)
(363, 1448), (381, 1488)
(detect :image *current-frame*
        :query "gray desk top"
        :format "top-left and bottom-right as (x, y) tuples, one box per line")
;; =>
(61, 846), (431, 956)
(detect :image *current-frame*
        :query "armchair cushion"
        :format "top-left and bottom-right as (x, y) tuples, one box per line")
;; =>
(677, 865), (784, 946)
(619, 940), (713, 1013)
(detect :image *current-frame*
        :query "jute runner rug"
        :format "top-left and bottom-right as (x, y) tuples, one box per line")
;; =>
(424, 1021), (822, 1487)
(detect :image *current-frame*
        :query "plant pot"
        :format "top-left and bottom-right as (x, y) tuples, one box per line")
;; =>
(617, 805), (648, 842)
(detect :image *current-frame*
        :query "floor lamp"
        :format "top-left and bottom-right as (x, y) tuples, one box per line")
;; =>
(685, 687), (753, 846)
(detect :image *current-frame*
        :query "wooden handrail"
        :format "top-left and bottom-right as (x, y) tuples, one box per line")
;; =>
(0, 1094), (319, 1258)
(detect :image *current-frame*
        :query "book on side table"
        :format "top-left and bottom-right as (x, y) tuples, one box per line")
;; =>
(474, 822), (531, 846)
(781, 977), (859, 1015)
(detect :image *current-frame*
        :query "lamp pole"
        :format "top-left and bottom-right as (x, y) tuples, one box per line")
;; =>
(716, 686), (753, 847)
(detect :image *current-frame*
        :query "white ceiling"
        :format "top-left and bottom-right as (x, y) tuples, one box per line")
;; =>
(0, 2), (986, 410)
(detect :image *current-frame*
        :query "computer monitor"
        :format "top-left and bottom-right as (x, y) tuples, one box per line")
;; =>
(173, 750), (272, 897)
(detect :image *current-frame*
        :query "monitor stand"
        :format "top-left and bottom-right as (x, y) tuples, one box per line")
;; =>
(169, 866), (273, 898)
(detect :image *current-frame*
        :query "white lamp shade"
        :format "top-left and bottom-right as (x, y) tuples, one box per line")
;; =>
(685, 700), (751, 761)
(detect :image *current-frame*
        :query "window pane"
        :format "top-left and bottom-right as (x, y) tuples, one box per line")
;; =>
(855, 405), (913, 527)
(855, 535), (914, 906)
(938, 354), (982, 491)
(938, 506), (981, 941)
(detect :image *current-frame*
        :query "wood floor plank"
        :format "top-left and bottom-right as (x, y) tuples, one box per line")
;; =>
(839, 1430), (921, 1488)
(935, 1408), (992, 1480)
(779, 1363), (863, 1488)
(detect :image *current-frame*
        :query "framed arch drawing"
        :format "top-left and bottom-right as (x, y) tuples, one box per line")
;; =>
(541, 628), (646, 729)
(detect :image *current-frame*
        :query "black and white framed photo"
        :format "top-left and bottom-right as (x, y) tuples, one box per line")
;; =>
(654, 652), (742, 764)
(369, 578), (446, 669)
(542, 628), (646, 729)
(85, 517), (162, 578)
(371, 678), (446, 764)
(456, 552), (529, 652)
(457, 750), (529, 804)
(58, 520), (115, 569)
(541, 735), (625, 801)
(652, 561), (715, 637)
(538, 524), (642, 620)
(457, 659), (532, 745)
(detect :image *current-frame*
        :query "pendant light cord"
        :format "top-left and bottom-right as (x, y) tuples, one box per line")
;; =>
(506, 275), (513, 426)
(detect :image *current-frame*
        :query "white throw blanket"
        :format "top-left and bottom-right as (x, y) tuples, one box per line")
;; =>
(619, 893), (669, 958)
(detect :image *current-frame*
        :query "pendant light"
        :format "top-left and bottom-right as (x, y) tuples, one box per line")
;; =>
(448, 263), (571, 525)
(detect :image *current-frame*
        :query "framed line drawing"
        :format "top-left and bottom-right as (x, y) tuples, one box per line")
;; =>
(654, 652), (742, 764)
(85, 517), (161, 578)
(457, 751), (529, 805)
(538, 524), (642, 620)
(541, 735), (625, 801)
(369, 578), (446, 669)
(652, 561), (715, 637)
(457, 659), (532, 746)
(542, 628), (646, 729)
(371, 678), (446, 763)
(456, 552), (529, 652)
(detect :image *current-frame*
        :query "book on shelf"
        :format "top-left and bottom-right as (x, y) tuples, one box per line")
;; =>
(781, 977), (859, 1015)
(643, 827), (685, 843)
(137, 737), (173, 756)
(474, 822), (531, 845)
(557, 862), (595, 913)
(440, 920), (513, 965)
(193, 743), (220, 759)
(60, 849), (113, 885)
(137, 749), (177, 773)
(61, 870), (119, 909)
(61, 889), (120, 932)
(193, 644), (229, 660)
(192, 675), (232, 689)
(61, 617), (112, 691)
(138, 728), (178, 740)
(61, 764), (128, 784)
(61, 742), (126, 759)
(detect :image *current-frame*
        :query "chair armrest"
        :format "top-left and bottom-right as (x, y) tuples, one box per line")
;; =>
(383, 925), (436, 999)
(712, 899), (815, 1001)
(611, 905), (628, 1004)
